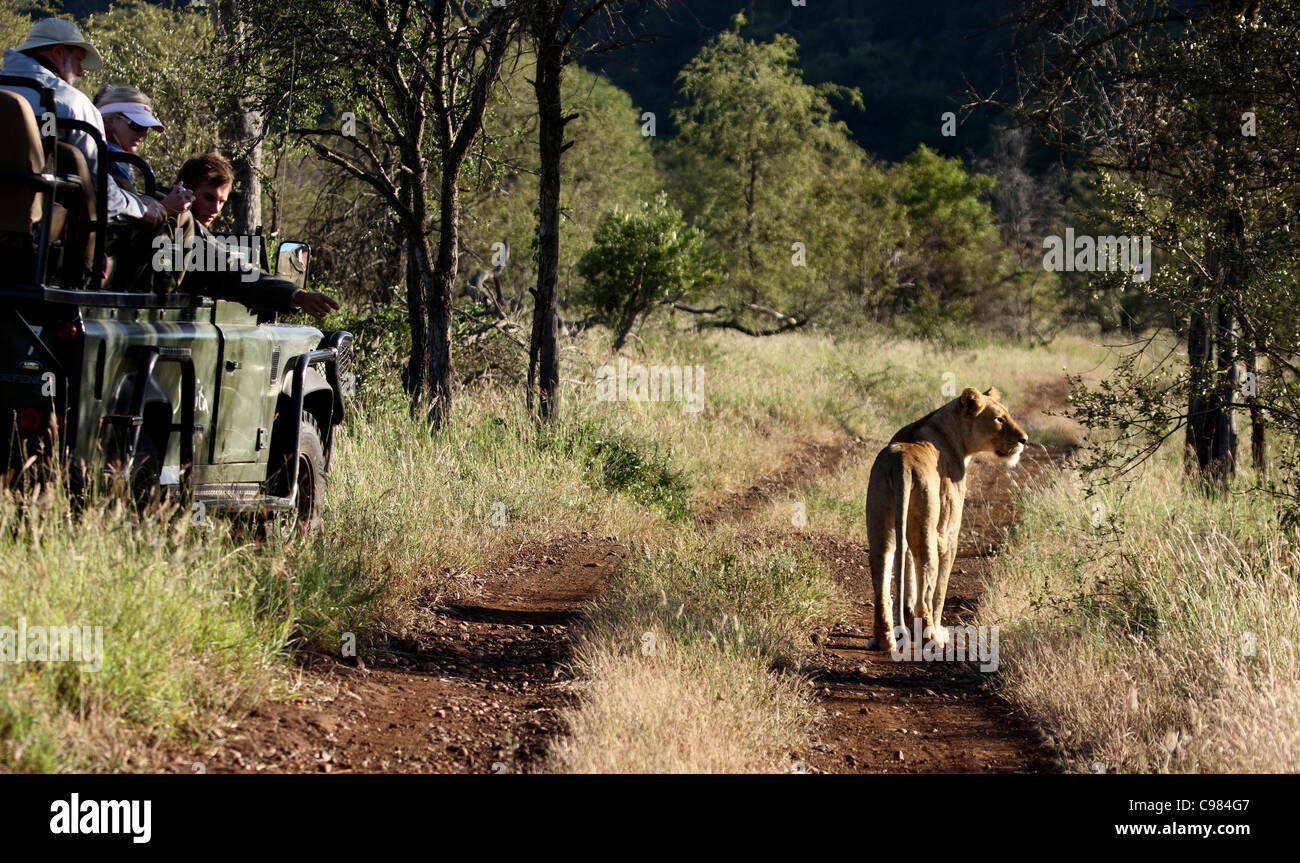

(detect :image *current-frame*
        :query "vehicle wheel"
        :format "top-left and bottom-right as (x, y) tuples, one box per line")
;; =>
(266, 412), (324, 540)
(129, 433), (162, 512)
(292, 413), (325, 534)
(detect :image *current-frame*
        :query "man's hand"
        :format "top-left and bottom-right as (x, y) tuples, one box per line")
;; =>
(160, 182), (195, 217)
(138, 195), (166, 225)
(291, 290), (341, 319)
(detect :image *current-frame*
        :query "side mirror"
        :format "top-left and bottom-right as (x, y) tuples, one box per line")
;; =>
(275, 241), (311, 290)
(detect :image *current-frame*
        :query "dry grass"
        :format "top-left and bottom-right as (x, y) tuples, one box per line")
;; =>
(0, 321), (1114, 772)
(739, 330), (1103, 539)
(978, 449), (1300, 772)
(549, 527), (845, 773)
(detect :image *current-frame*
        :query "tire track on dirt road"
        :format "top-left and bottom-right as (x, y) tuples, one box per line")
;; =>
(159, 438), (857, 774)
(158, 382), (1069, 774)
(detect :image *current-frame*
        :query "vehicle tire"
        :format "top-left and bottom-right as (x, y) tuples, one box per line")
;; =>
(129, 433), (162, 512)
(291, 413), (325, 534)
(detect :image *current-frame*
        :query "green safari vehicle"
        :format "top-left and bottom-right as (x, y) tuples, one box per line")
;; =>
(0, 77), (352, 531)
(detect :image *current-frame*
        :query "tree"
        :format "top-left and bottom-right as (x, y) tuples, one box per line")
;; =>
(81, 2), (224, 179)
(240, 0), (519, 426)
(464, 61), (660, 315)
(668, 14), (862, 327)
(576, 195), (720, 350)
(882, 144), (1004, 338)
(524, 0), (661, 420)
(1003, 1), (1300, 493)
(209, 0), (263, 235)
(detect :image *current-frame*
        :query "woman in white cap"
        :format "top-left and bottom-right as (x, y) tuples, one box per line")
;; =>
(0, 17), (164, 225)
(93, 85), (193, 216)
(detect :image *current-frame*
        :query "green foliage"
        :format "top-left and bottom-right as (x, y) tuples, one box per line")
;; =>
(0, 0), (37, 51)
(543, 419), (692, 522)
(465, 61), (663, 315)
(80, 2), (222, 183)
(669, 15), (864, 316)
(325, 296), (410, 405)
(884, 144), (1001, 325)
(576, 195), (720, 347)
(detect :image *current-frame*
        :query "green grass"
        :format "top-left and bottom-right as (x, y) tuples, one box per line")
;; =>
(0, 494), (287, 771)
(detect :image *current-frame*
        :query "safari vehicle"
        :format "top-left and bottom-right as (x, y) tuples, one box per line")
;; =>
(0, 79), (352, 531)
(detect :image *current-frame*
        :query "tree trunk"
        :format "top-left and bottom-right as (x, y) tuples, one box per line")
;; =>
(528, 39), (565, 421)
(424, 166), (461, 427)
(212, 0), (262, 235)
(1185, 299), (1213, 473)
(405, 233), (431, 399)
(1208, 210), (1246, 484)
(226, 112), (263, 234)
(1247, 333), (1265, 476)
(1210, 297), (1238, 484)
(612, 266), (646, 351)
(1186, 238), (1219, 475)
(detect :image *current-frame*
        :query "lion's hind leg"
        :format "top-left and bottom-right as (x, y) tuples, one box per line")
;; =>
(866, 513), (896, 652)
(865, 457), (898, 653)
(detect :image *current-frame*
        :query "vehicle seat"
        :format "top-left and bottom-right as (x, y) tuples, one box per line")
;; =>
(54, 141), (98, 282)
(0, 90), (97, 286)
(0, 88), (44, 238)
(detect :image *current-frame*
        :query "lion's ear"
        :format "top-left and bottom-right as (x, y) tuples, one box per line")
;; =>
(983, 387), (1002, 401)
(961, 387), (983, 415)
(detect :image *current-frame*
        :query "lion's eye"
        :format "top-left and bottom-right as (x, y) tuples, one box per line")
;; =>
(994, 417), (1003, 426)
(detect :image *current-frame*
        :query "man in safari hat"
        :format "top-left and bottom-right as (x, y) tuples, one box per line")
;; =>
(0, 17), (163, 225)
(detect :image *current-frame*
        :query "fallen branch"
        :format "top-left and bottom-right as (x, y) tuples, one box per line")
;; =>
(695, 316), (809, 336)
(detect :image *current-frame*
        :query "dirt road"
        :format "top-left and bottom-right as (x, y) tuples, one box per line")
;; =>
(164, 396), (1067, 774)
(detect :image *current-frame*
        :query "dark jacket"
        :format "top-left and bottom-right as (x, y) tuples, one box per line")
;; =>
(169, 216), (299, 312)
(105, 141), (136, 192)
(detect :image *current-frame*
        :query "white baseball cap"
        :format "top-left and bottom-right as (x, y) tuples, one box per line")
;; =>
(97, 101), (165, 132)
(16, 18), (103, 71)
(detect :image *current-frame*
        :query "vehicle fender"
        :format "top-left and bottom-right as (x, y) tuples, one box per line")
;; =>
(273, 363), (335, 470)
(104, 369), (172, 418)
(102, 370), (172, 455)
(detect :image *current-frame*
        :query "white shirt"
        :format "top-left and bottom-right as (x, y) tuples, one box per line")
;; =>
(0, 48), (148, 222)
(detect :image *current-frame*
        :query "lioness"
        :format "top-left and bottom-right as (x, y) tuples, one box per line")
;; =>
(864, 387), (1028, 653)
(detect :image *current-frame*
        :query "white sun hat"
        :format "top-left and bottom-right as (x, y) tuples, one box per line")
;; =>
(97, 100), (165, 132)
(16, 18), (104, 72)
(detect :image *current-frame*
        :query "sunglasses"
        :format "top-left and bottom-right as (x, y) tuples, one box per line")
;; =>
(120, 117), (149, 134)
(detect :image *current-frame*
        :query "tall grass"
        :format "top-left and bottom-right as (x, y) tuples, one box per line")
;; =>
(0, 322), (1111, 771)
(979, 448), (1300, 772)
(0, 494), (287, 772)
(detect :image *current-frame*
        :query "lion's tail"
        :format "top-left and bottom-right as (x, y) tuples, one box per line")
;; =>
(892, 456), (911, 641)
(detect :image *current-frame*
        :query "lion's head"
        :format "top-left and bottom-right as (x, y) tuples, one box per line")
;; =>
(959, 387), (1028, 466)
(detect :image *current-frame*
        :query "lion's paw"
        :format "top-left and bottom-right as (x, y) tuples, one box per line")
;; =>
(866, 634), (896, 653)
